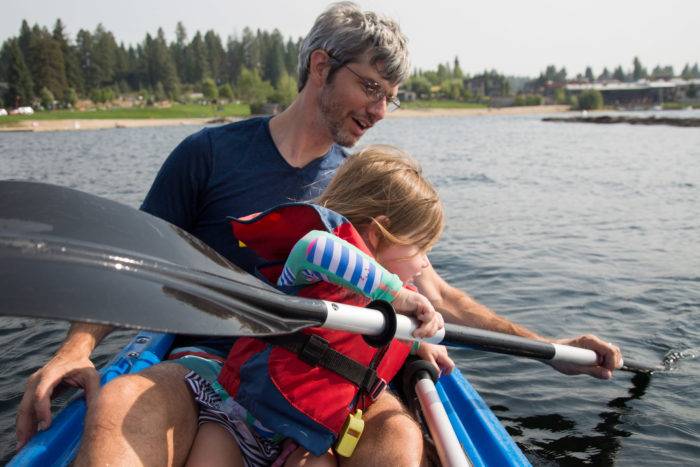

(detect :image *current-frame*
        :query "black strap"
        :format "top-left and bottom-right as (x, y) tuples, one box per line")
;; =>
(265, 333), (387, 400)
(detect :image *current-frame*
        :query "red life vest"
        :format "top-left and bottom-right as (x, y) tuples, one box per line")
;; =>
(217, 203), (410, 455)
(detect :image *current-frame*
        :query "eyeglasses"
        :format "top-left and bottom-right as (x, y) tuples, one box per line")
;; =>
(342, 63), (401, 112)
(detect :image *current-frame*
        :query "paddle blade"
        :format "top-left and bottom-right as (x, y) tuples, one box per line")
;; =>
(0, 181), (325, 335)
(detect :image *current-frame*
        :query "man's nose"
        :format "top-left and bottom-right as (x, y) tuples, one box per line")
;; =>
(366, 98), (387, 122)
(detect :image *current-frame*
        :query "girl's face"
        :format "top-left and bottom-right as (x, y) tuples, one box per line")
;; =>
(376, 242), (430, 283)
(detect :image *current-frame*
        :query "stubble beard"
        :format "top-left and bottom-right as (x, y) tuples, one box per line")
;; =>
(319, 85), (359, 148)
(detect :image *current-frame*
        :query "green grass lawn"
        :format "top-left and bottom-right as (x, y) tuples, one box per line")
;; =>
(0, 103), (251, 124)
(400, 100), (488, 110)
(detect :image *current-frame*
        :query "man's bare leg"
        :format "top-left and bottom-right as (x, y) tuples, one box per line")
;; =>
(74, 362), (198, 466)
(340, 391), (424, 467)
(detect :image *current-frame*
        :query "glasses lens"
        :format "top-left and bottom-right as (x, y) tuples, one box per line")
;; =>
(387, 97), (400, 112)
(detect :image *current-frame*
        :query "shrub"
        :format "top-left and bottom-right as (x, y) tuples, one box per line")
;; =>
(577, 90), (604, 110)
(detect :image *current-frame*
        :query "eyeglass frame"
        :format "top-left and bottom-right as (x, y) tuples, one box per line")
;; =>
(326, 52), (401, 112)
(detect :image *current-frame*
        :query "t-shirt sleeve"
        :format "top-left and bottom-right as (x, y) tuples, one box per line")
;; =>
(140, 129), (213, 230)
(278, 230), (403, 302)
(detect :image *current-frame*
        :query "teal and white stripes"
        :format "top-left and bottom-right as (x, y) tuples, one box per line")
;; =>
(277, 230), (402, 302)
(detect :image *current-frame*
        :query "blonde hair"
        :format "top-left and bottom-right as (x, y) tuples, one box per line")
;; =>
(317, 145), (443, 252)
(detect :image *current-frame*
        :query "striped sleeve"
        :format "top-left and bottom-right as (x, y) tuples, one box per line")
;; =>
(278, 230), (403, 302)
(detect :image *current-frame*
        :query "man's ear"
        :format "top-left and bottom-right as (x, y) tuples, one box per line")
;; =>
(308, 49), (333, 87)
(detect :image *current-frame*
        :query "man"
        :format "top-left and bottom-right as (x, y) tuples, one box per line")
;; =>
(16, 2), (622, 465)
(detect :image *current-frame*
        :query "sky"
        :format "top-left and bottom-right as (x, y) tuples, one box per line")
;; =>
(1, 0), (697, 78)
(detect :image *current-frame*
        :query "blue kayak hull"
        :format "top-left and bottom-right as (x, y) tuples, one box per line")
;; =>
(10, 332), (530, 466)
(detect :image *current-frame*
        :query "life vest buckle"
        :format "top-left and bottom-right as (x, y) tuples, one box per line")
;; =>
(298, 334), (329, 366)
(367, 375), (387, 401)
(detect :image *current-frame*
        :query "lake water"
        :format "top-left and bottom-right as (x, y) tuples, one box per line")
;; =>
(1, 111), (699, 465)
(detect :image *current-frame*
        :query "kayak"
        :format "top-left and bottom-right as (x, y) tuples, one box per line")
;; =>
(8, 331), (531, 467)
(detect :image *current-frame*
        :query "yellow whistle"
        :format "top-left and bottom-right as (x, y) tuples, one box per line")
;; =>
(335, 409), (364, 457)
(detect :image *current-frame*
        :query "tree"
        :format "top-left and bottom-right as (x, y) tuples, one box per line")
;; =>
(218, 82), (234, 100)
(598, 67), (611, 80)
(651, 65), (674, 80)
(270, 71), (297, 107)
(553, 87), (566, 104)
(63, 87), (78, 107)
(225, 35), (244, 84)
(436, 63), (450, 82)
(406, 75), (431, 97)
(0, 38), (34, 107)
(53, 19), (84, 94)
(262, 29), (285, 87)
(284, 38), (300, 77)
(584, 66), (594, 82)
(185, 32), (210, 83)
(18, 20), (33, 61)
(612, 65), (626, 81)
(28, 26), (68, 99)
(172, 22), (188, 83)
(453, 56), (463, 79)
(90, 24), (118, 87)
(235, 66), (272, 105)
(40, 86), (55, 109)
(204, 30), (225, 82)
(632, 56), (647, 81)
(577, 89), (603, 110)
(201, 77), (218, 102)
(144, 29), (180, 98)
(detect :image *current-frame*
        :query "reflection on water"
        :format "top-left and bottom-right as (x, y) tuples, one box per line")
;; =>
(1, 112), (699, 465)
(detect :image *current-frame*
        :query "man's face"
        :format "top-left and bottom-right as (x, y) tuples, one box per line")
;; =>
(318, 59), (399, 147)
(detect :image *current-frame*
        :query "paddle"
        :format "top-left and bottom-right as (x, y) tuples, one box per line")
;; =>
(0, 181), (663, 374)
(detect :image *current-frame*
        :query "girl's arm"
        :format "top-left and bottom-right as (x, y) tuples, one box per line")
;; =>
(279, 230), (403, 302)
(280, 230), (443, 338)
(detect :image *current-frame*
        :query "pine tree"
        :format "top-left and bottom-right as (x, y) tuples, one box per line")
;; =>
(453, 56), (463, 79)
(262, 29), (285, 87)
(225, 35), (244, 84)
(27, 26), (68, 99)
(284, 38), (299, 78)
(18, 20), (32, 61)
(53, 19), (84, 94)
(0, 38), (34, 107)
(172, 22), (188, 83)
(632, 57), (647, 81)
(92, 24), (118, 86)
(204, 30), (225, 83)
(585, 66), (594, 81)
(185, 32), (210, 83)
(145, 29), (180, 98)
(613, 65), (626, 81)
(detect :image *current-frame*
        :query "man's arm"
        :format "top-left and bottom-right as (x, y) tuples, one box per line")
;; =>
(16, 322), (111, 449)
(414, 263), (622, 379)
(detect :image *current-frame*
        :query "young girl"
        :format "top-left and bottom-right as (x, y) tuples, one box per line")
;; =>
(185, 145), (454, 467)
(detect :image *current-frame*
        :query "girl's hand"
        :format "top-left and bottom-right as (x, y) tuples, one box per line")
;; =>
(393, 288), (444, 338)
(416, 343), (455, 376)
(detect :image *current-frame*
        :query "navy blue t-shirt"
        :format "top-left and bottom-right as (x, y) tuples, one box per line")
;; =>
(141, 116), (347, 274)
(140, 117), (347, 351)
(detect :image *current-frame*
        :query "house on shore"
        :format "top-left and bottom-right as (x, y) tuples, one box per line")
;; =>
(566, 79), (700, 107)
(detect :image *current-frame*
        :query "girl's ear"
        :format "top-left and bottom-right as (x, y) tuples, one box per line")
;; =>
(366, 216), (390, 253)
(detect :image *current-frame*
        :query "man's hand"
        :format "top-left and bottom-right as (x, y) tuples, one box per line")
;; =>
(548, 335), (623, 379)
(16, 322), (111, 451)
(16, 351), (100, 450)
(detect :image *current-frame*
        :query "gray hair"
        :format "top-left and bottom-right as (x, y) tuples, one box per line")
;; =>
(297, 2), (410, 91)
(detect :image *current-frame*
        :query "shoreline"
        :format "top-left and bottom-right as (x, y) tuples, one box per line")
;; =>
(0, 105), (570, 133)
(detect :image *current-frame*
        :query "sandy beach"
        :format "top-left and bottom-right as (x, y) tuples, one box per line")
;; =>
(0, 105), (570, 132)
